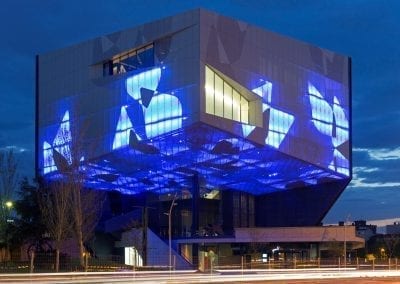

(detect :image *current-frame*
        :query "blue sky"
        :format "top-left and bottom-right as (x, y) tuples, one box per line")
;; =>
(0, 0), (399, 223)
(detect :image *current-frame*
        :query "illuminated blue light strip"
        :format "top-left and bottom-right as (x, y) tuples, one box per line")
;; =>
(145, 118), (182, 139)
(308, 83), (349, 143)
(122, 67), (184, 140)
(126, 67), (161, 100)
(332, 127), (348, 148)
(43, 110), (72, 174)
(265, 131), (286, 149)
(53, 111), (71, 147)
(43, 141), (56, 174)
(74, 125), (348, 195)
(242, 124), (256, 137)
(308, 83), (333, 124)
(333, 96), (349, 128)
(252, 83), (294, 149)
(329, 149), (350, 176)
(53, 111), (72, 165)
(144, 94), (182, 124)
(112, 106), (141, 150)
(252, 81), (272, 103)
(308, 82), (350, 176)
(311, 120), (332, 137)
(144, 93), (182, 138)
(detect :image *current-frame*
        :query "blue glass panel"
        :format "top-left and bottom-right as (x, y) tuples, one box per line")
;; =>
(252, 81), (272, 103)
(241, 124), (256, 137)
(113, 106), (140, 150)
(144, 94), (182, 138)
(42, 110), (72, 174)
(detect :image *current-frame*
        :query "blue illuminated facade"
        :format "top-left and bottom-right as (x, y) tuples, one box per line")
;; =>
(36, 9), (351, 266)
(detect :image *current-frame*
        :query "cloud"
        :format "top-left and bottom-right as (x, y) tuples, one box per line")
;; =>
(350, 168), (400, 189)
(349, 149), (400, 188)
(0, 145), (29, 153)
(353, 166), (379, 173)
(349, 179), (400, 188)
(354, 147), (400, 161)
(324, 186), (400, 223)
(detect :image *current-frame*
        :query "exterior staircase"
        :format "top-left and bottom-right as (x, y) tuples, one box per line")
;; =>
(117, 228), (193, 270)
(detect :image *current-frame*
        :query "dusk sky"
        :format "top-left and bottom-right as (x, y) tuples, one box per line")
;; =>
(1, 0), (399, 224)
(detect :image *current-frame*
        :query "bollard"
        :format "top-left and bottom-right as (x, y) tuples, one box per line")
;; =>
(389, 258), (391, 271)
(356, 257), (359, 269)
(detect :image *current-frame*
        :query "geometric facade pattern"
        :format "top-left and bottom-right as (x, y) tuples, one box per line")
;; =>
(37, 9), (351, 226)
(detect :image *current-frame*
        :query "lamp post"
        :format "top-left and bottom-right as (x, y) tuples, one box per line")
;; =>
(343, 214), (350, 268)
(165, 193), (177, 271)
(344, 223), (346, 268)
(4, 201), (13, 261)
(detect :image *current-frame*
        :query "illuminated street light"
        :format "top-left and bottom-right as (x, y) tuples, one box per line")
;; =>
(5, 201), (13, 209)
(3, 200), (14, 261)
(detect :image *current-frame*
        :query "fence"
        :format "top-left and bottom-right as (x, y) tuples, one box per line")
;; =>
(1, 255), (399, 273)
(0, 253), (130, 273)
(215, 256), (400, 271)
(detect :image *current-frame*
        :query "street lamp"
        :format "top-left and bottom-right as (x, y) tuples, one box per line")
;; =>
(343, 214), (350, 267)
(5, 201), (13, 209)
(4, 200), (14, 261)
(164, 192), (177, 271)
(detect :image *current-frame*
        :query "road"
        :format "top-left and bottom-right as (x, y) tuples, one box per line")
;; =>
(1, 269), (400, 283)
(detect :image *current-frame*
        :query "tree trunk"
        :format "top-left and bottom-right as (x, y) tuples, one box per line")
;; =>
(78, 232), (85, 269)
(55, 248), (60, 272)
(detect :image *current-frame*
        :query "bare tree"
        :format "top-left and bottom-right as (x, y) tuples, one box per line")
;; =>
(38, 180), (72, 271)
(0, 149), (19, 258)
(52, 115), (104, 269)
(70, 184), (104, 269)
(383, 234), (400, 259)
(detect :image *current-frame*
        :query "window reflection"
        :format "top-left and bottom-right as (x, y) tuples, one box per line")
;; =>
(103, 44), (154, 76)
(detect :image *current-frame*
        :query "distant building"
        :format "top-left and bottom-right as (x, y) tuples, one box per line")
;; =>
(386, 222), (400, 235)
(354, 220), (377, 241)
(36, 9), (354, 269)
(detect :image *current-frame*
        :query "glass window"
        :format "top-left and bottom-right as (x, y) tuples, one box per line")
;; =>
(223, 82), (232, 120)
(205, 66), (214, 114)
(232, 90), (240, 122)
(240, 96), (249, 124)
(204, 65), (250, 124)
(214, 75), (223, 117)
(103, 43), (154, 76)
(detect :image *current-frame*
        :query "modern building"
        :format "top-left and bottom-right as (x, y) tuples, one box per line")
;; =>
(386, 222), (400, 235)
(36, 9), (357, 268)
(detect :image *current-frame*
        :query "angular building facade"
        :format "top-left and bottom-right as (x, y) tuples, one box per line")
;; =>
(36, 9), (352, 266)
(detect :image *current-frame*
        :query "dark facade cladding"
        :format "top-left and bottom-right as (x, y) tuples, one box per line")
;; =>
(36, 9), (351, 232)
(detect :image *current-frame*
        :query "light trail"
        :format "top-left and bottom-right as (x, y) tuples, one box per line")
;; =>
(1, 269), (400, 283)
